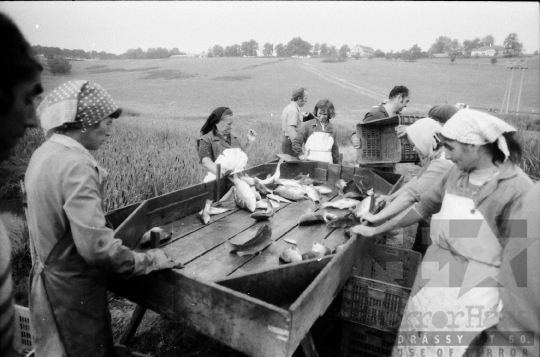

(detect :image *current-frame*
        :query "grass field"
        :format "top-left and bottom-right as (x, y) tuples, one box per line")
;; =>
(4, 55), (540, 357)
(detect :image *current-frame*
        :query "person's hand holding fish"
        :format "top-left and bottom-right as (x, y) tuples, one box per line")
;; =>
(247, 129), (258, 142)
(350, 224), (379, 238)
(299, 154), (307, 161)
(375, 194), (392, 207)
(356, 211), (379, 225)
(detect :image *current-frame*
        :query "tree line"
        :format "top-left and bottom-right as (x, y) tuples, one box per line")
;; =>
(31, 45), (186, 60)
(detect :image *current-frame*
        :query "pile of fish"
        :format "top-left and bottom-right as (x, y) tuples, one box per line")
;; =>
(200, 159), (334, 225)
(279, 241), (347, 264)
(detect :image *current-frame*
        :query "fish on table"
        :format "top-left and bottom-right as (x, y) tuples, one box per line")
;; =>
(322, 212), (359, 228)
(305, 184), (322, 204)
(227, 224), (272, 256)
(251, 199), (275, 220)
(267, 194), (292, 203)
(320, 198), (360, 210)
(273, 186), (307, 201)
(232, 173), (257, 212)
(314, 186), (332, 195)
(279, 246), (302, 264)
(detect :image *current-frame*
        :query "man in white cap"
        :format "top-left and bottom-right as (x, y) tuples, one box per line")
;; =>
(352, 109), (533, 357)
(25, 80), (183, 357)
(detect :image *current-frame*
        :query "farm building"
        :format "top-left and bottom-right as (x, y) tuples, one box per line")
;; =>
(350, 45), (375, 57)
(198, 52), (207, 58)
(471, 45), (505, 57)
(432, 52), (449, 58)
(170, 54), (197, 58)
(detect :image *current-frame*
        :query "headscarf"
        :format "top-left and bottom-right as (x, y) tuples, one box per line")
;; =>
(200, 107), (232, 136)
(37, 80), (121, 132)
(440, 109), (516, 160)
(428, 104), (459, 124)
(406, 118), (442, 158)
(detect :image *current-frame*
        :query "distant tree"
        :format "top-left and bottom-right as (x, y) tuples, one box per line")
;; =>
(449, 39), (462, 56)
(354, 53), (361, 60)
(463, 37), (482, 56)
(48, 56), (72, 76)
(534, 50), (538, 56)
(394, 52), (401, 60)
(206, 48), (213, 58)
(482, 35), (495, 47)
(429, 36), (452, 54)
(286, 37), (312, 57)
(503, 33), (523, 57)
(408, 44), (422, 60)
(339, 44), (350, 59)
(241, 39), (259, 56)
(328, 45), (337, 57)
(275, 43), (286, 57)
(374, 49), (385, 58)
(263, 43), (274, 56)
(319, 43), (329, 56)
(170, 47), (181, 56)
(212, 45), (224, 57)
(313, 43), (320, 55)
(384, 52), (392, 60)
(491, 57), (498, 65)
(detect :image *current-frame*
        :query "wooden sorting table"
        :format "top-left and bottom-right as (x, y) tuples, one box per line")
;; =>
(106, 161), (403, 357)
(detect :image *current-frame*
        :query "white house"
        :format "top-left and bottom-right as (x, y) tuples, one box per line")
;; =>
(170, 54), (197, 58)
(471, 45), (505, 57)
(432, 52), (449, 58)
(350, 45), (375, 57)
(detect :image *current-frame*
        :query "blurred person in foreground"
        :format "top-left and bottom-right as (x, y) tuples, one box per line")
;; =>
(281, 87), (308, 156)
(25, 80), (183, 357)
(292, 99), (339, 164)
(464, 182), (539, 357)
(197, 107), (257, 182)
(356, 118), (453, 256)
(351, 109), (533, 357)
(0, 12), (42, 357)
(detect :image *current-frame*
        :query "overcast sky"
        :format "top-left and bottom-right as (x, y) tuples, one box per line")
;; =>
(2, 1), (539, 55)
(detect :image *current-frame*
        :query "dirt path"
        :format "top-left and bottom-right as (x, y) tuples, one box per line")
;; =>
(297, 61), (386, 102)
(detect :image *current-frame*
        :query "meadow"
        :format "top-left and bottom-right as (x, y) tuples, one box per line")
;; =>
(3, 55), (540, 356)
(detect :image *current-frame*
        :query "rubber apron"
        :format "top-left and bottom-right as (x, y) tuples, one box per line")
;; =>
(29, 165), (116, 357)
(203, 147), (248, 183)
(393, 192), (502, 357)
(304, 131), (333, 163)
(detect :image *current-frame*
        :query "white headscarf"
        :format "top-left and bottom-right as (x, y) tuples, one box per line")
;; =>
(406, 118), (442, 158)
(440, 109), (516, 160)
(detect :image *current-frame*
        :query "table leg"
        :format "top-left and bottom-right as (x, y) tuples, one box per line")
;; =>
(300, 331), (320, 357)
(119, 305), (147, 345)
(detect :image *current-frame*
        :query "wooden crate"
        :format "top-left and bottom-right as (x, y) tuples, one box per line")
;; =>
(106, 162), (402, 357)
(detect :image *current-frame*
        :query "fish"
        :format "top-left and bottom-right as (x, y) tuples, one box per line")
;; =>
(279, 247), (303, 264)
(298, 212), (325, 226)
(227, 224), (272, 256)
(251, 186), (262, 201)
(255, 200), (279, 210)
(312, 242), (332, 256)
(320, 198), (360, 210)
(275, 178), (306, 189)
(199, 199), (213, 225)
(350, 195), (373, 219)
(253, 177), (273, 195)
(294, 173), (316, 186)
(240, 173), (256, 186)
(232, 174), (257, 212)
(208, 206), (232, 215)
(315, 186), (332, 195)
(344, 227), (351, 239)
(260, 159), (283, 185)
(340, 179), (364, 199)
(335, 179), (347, 193)
(301, 251), (324, 260)
(140, 227), (171, 246)
(323, 213), (359, 228)
(267, 194), (292, 203)
(306, 184), (322, 204)
(250, 199), (274, 220)
(213, 187), (237, 209)
(283, 238), (297, 245)
(274, 186), (307, 201)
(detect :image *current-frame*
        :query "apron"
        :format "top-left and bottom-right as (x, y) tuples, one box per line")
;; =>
(203, 148), (248, 183)
(393, 193), (502, 357)
(304, 131), (333, 163)
(29, 166), (117, 357)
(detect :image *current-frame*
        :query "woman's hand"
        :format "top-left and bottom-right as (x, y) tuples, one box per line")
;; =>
(356, 211), (379, 225)
(395, 125), (407, 138)
(351, 224), (379, 237)
(247, 129), (257, 142)
(299, 154), (308, 161)
(376, 194), (392, 206)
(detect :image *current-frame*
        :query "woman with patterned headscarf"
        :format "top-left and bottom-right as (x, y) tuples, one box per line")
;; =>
(356, 118), (453, 255)
(352, 109), (533, 357)
(197, 107), (257, 182)
(25, 80), (183, 357)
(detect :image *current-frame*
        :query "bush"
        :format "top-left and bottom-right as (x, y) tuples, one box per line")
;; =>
(47, 56), (72, 75)
(491, 57), (498, 65)
(450, 55), (456, 63)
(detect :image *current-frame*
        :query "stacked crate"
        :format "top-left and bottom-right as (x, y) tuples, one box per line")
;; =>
(340, 245), (421, 357)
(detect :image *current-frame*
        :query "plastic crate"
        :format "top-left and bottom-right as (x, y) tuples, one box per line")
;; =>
(341, 276), (410, 332)
(341, 320), (396, 357)
(353, 245), (421, 288)
(355, 115), (423, 165)
(13, 305), (33, 355)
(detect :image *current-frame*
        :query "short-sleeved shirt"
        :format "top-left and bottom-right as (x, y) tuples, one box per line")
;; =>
(414, 161), (533, 247)
(363, 103), (389, 123)
(197, 131), (241, 163)
(281, 101), (301, 137)
(403, 156), (454, 202)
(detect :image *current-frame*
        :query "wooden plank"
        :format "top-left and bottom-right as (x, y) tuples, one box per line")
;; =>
(106, 202), (140, 229)
(114, 200), (149, 249)
(172, 273), (292, 357)
(353, 168), (393, 195)
(340, 165), (356, 182)
(314, 168), (327, 182)
(182, 201), (310, 281)
(327, 163), (341, 181)
(287, 234), (371, 352)
(147, 192), (208, 227)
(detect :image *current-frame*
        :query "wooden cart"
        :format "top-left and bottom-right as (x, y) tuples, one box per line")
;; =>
(106, 161), (404, 357)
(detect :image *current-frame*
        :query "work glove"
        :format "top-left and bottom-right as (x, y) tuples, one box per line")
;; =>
(247, 129), (258, 142)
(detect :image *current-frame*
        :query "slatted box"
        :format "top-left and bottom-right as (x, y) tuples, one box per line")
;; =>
(356, 115), (423, 165)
